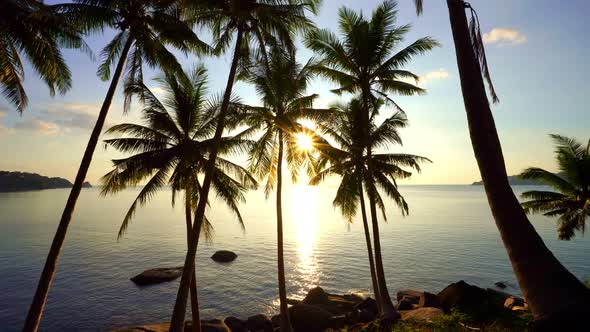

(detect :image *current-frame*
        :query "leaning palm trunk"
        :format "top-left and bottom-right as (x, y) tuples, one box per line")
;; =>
(446, 0), (590, 328)
(358, 180), (382, 314)
(23, 38), (134, 332)
(185, 194), (201, 332)
(364, 149), (397, 319)
(359, 180), (382, 312)
(276, 133), (293, 332)
(169, 29), (244, 332)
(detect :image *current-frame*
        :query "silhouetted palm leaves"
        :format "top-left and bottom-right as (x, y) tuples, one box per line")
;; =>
(0, 0), (90, 113)
(520, 135), (590, 240)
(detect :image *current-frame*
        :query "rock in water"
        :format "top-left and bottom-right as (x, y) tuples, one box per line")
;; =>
(130, 267), (183, 286)
(494, 281), (507, 289)
(302, 286), (330, 305)
(211, 250), (237, 263)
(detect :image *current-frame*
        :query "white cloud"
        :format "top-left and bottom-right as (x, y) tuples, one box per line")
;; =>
(483, 28), (527, 45)
(419, 69), (450, 84)
(398, 69), (450, 87)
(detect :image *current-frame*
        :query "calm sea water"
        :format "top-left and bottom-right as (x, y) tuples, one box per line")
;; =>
(1, 185), (589, 331)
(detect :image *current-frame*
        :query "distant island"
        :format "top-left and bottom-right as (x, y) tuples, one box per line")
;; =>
(472, 175), (541, 186)
(0, 171), (91, 192)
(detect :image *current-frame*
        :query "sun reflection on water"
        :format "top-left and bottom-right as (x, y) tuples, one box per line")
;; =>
(290, 184), (321, 299)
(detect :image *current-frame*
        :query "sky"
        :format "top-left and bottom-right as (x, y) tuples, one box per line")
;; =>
(0, 0), (589, 185)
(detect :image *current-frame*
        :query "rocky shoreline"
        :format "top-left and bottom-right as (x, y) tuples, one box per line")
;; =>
(112, 280), (529, 332)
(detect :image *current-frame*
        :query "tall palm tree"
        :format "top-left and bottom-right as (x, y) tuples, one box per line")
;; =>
(239, 49), (329, 331)
(0, 0), (90, 113)
(519, 134), (590, 240)
(411, 0), (590, 328)
(310, 98), (429, 314)
(23, 2), (206, 330)
(101, 67), (256, 332)
(304, 1), (437, 317)
(169, 2), (320, 330)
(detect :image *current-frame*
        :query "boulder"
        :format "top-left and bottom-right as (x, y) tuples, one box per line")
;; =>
(437, 280), (502, 321)
(400, 307), (444, 322)
(223, 317), (246, 332)
(504, 296), (526, 310)
(358, 308), (377, 323)
(418, 291), (441, 308)
(354, 298), (378, 315)
(199, 319), (231, 332)
(495, 281), (507, 289)
(130, 267), (183, 286)
(289, 304), (334, 332)
(302, 286), (331, 305)
(211, 250), (237, 263)
(396, 297), (414, 310)
(396, 290), (422, 304)
(245, 314), (272, 332)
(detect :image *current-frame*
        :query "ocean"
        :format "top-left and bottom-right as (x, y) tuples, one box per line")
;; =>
(1, 185), (588, 331)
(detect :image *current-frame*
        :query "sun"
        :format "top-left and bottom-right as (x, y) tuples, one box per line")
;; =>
(295, 133), (314, 152)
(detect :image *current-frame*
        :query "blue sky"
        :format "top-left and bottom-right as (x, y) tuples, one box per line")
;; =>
(0, 0), (588, 185)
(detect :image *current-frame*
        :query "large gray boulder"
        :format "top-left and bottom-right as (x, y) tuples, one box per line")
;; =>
(400, 307), (444, 322)
(211, 250), (238, 263)
(130, 267), (183, 286)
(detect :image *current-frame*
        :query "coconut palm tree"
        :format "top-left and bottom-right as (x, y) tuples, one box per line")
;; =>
(410, 0), (590, 328)
(520, 135), (590, 240)
(238, 49), (329, 331)
(310, 98), (429, 314)
(101, 67), (256, 332)
(304, 1), (437, 317)
(23, 2), (206, 330)
(170, 2), (320, 330)
(0, 0), (90, 113)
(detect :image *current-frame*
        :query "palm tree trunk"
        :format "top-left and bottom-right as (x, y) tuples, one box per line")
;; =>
(360, 90), (397, 319)
(169, 29), (244, 332)
(276, 132), (293, 332)
(358, 180), (382, 314)
(446, 0), (590, 328)
(22, 37), (134, 332)
(185, 193), (201, 332)
(363, 155), (397, 319)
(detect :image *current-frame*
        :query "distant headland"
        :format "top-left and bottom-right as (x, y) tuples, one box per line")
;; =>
(472, 175), (541, 186)
(0, 171), (91, 192)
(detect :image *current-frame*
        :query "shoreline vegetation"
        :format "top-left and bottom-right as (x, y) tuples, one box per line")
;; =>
(112, 281), (533, 332)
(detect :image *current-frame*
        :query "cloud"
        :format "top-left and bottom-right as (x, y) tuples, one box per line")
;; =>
(483, 28), (527, 45)
(6, 102), (117, 136)
(419, 69), (450, 85)
(14, 119), (60, 136)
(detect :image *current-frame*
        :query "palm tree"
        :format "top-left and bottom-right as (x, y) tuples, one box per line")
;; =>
(23, 2), (206, 330)
(101, 67), (256, 332)
(0, 0), (89, 113)
(169, 2), (320, 330)
(519, 135), (590, 240)
(310, 98), (429, 314)
(411, 0), (590, 327)
(238, 49), (329, 331)
(304, 1), (438, 317)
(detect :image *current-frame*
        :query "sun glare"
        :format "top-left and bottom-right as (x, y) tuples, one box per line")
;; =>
(296, 133), (314, 152)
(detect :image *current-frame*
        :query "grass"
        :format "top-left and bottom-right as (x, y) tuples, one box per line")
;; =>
(338, 310), (533, 332)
